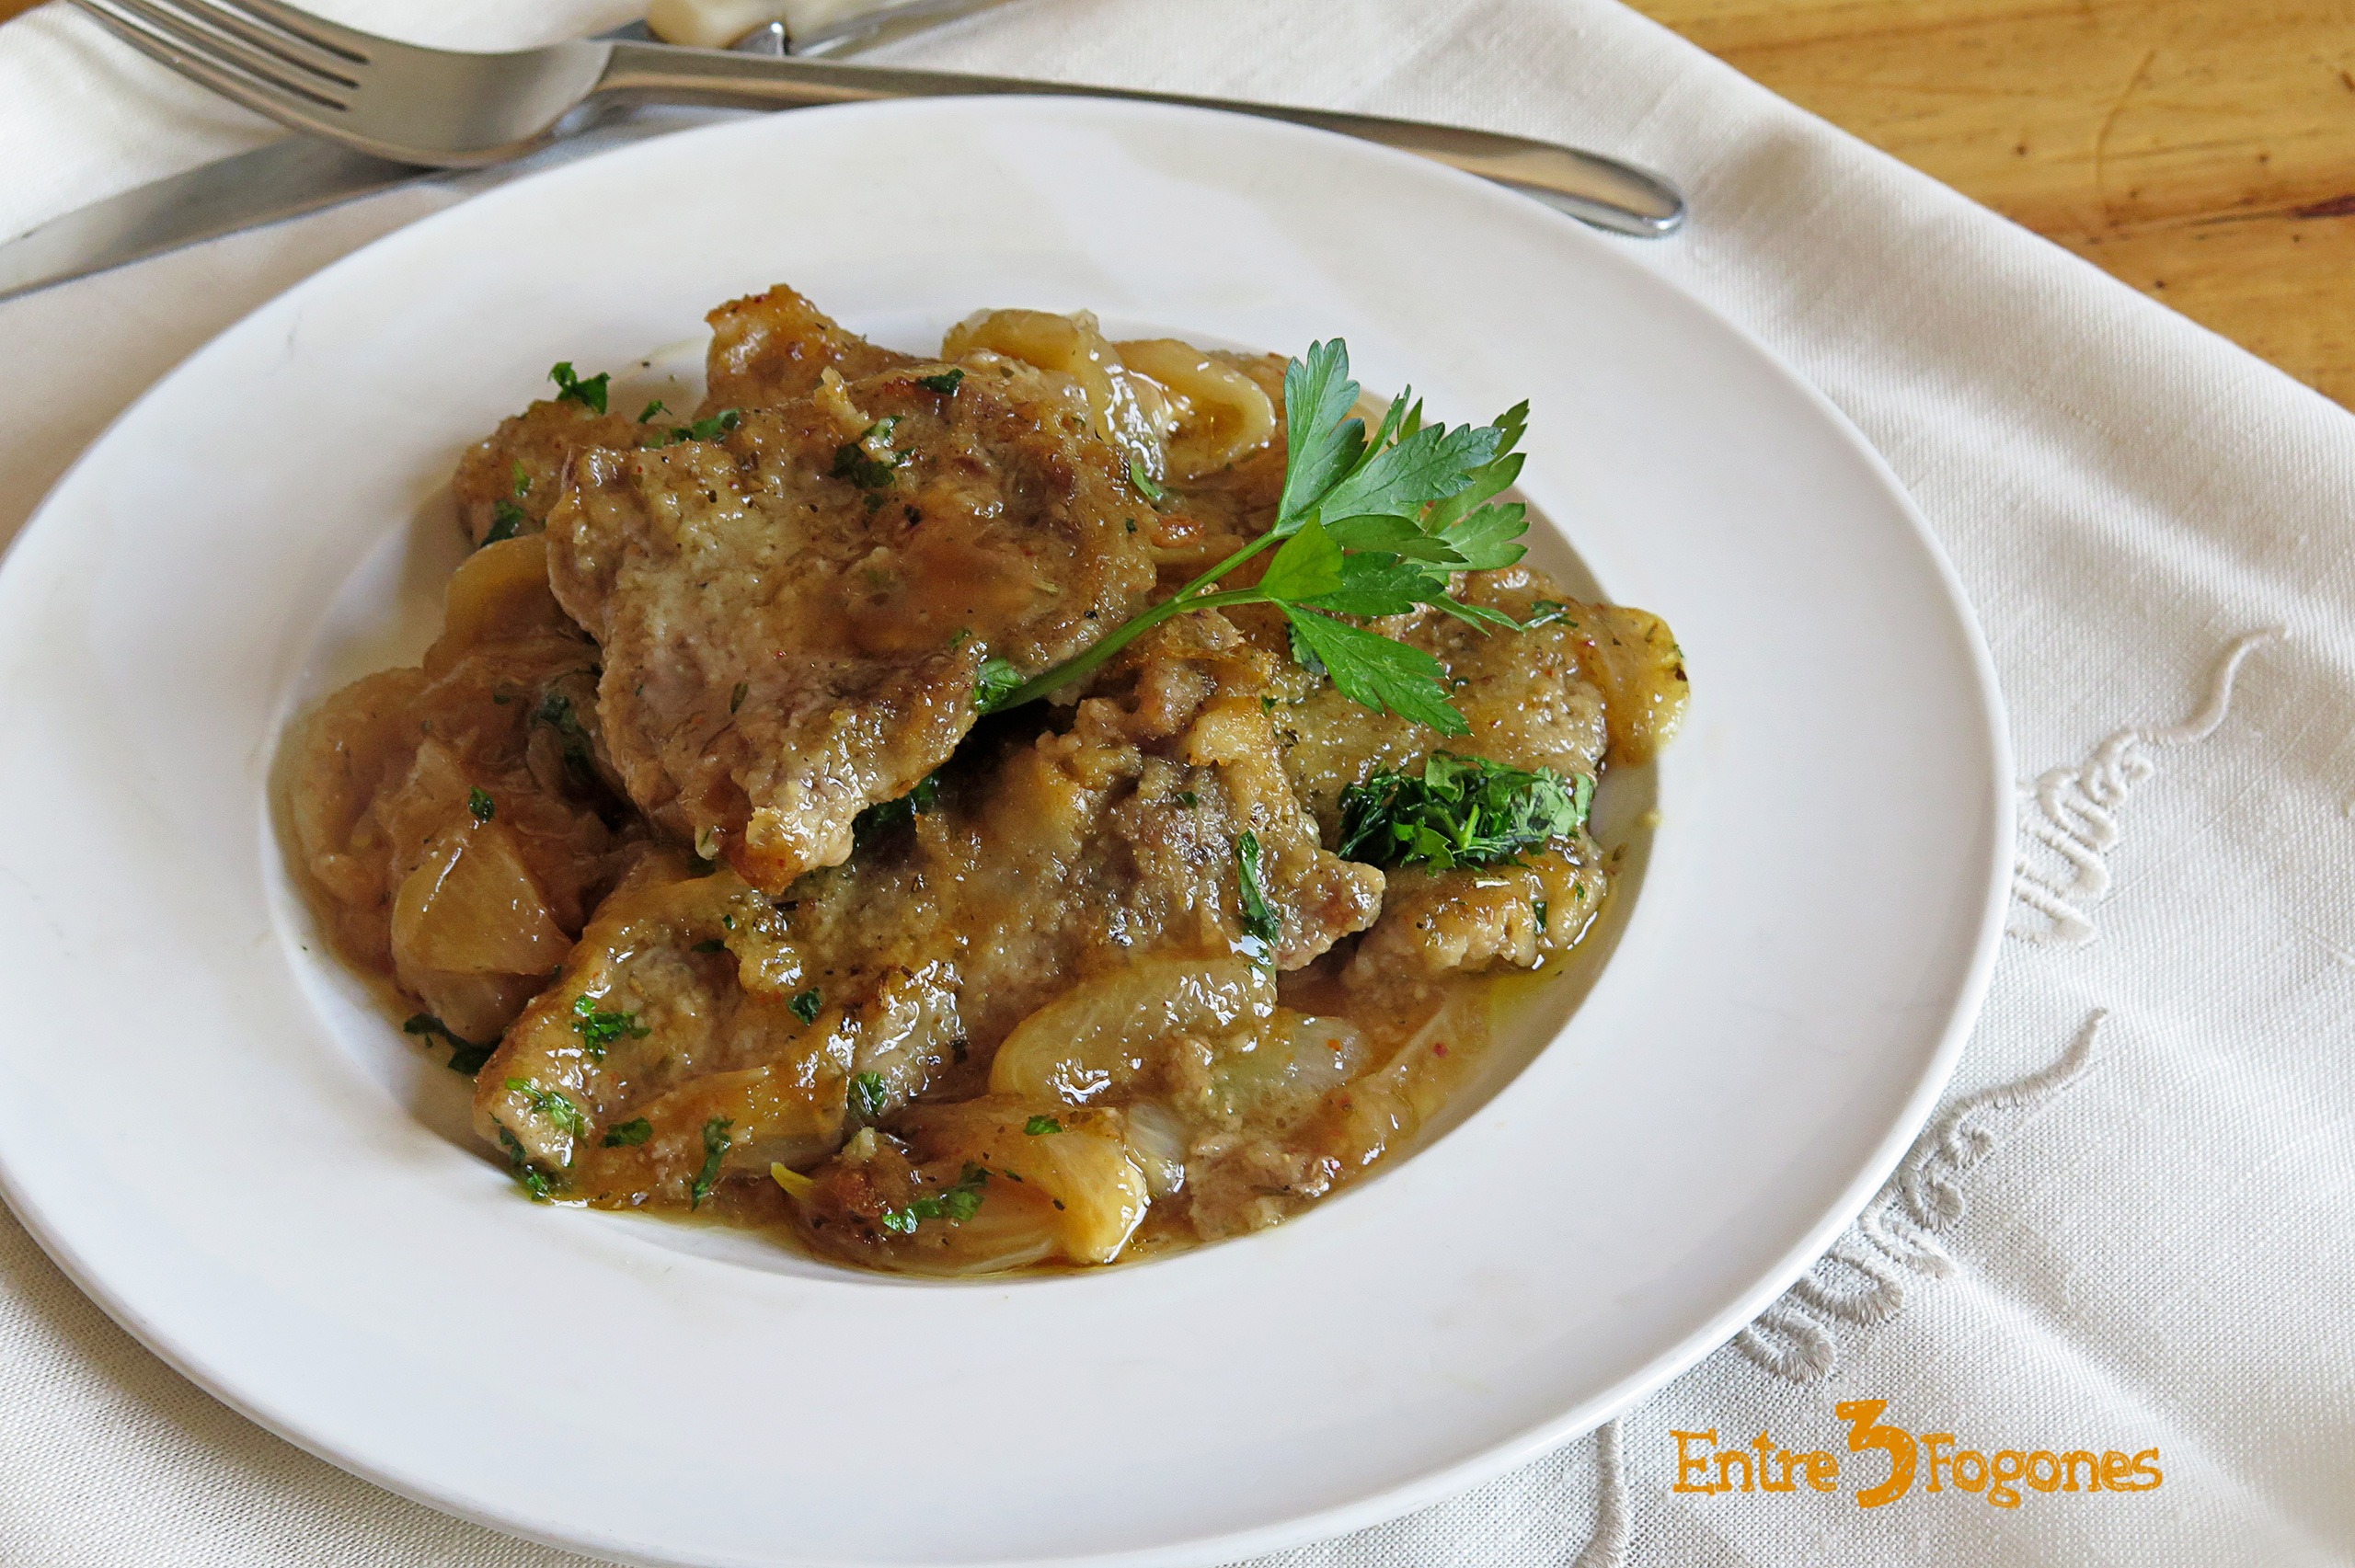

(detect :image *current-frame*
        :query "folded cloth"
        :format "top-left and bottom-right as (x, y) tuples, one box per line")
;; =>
(4, 2), (2351, 1564)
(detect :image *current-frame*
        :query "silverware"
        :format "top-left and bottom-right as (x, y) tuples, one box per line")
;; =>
(0, 12), (956, 303)
(69, 0), (1685, 237)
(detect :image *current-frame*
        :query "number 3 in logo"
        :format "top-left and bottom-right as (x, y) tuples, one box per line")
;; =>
(1834, 1400), (1917, 1507)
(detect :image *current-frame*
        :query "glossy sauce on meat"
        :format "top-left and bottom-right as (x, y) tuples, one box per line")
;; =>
(282, 289), (1688, 1276)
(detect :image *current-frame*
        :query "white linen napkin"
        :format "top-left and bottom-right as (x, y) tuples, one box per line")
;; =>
(6, 2), (2352, 1564)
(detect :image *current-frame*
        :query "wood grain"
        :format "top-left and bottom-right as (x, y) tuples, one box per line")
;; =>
(1626, 0), (2355, 406)
(9, 0), (2352, 406)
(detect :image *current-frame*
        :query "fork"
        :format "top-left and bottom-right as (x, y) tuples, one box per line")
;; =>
(68, 0), (1686, 236)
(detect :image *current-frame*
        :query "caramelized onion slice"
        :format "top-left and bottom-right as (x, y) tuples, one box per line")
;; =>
(1114, 338), (1277, 479)
(392, 818), (572, 978)
(902, 1100), (1150, 1266)
(944, 309), (1168, 482)
(989, 956), (1277, 1104)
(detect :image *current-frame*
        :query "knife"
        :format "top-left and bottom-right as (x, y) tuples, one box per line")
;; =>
(0, 6), (987, 303)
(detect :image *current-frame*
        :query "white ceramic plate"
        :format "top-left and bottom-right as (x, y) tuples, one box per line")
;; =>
(0, 99), (2008, 1567)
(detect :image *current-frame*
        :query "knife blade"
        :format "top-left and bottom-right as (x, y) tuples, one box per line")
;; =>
(0, 5), (987, 303)
(0, 138), (425, 304)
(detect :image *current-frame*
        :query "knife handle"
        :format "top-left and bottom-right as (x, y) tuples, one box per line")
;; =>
(594, 42), (1685, 237)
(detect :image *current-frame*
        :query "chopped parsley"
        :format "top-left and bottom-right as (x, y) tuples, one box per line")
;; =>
(1128, 457), (1167, 502)
(467, 786), (494, 824)
(570, 994), (649, 1059)
(548, 361), (609, 414)
(601, 1117), (652, 1148)
(788, 989), (823, 1024)
(832, 417), (905, 487)
(651, 407), (741, 447)
(499, 1127), (553, 1201)
(533, 690), (592, 769)
(973, 657), (1024, 714)
(1025, 1115), (1063, 1136)
(511, 461), (531, 497)
(1336, 752), (1592, 871)
(403, 1013), (493, 1075)
(1176, 790), (1200, 808)
(852, 771), (940, 844)
(848, 1070), (889, 1120)
(879, 1162), (988, 1233)
(729, 681), (748, 715)
(691, 937), (727, 955)
(504, 1078), (589, 1144)
(691, 1116), (734, 1208)
(1521, 600), (1577, 629)
(637, 398), (667, 422)
(916, 367), (964, 395)
(1234, 829), (1281, 970)
(483, 499), (526, 545)
(1534, 898), (1549, 932)
(963, 339), (1529, 730)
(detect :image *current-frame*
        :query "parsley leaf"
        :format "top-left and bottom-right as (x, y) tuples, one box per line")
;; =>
(570, 994), (649, 1059)
(879, 1162), (989, 1233)
(511, 461), (531, 497)
(1234, 829), (1281, 970)
(1336, 752), (1592, 870)
(788, 989), (823, 1024)
(848, 1071), (889, 1120)
(973, 657), (1024, 713)
(483, 499), (526, 546)
(1025, 1115), (1063, 1136)
(691, 937), (727, 955)
(638, 398), (667, 422)
(602, 1117), (652, 1148)
(548, 361), (609, 414)
(1521, 600), (1577, 629)
(691, 1116), (734, 1208)
(467, 786), (494, 824)
(1285, 611), (1468, 734)
(916, 367), (964, 395)
(404, 1013), (492, 1075)
(1129, 457), (1166, 502)
(1278, 339), (1365, 528)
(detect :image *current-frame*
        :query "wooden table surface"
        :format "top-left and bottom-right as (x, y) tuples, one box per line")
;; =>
(14, 1), (2351, 409)
(1626, 0), (2355, 408)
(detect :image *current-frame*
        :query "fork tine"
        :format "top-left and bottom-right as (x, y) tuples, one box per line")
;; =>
(213, 0), (373, 63)
(70, 0), (344, 134)
(157, 0), (362, 86)
(99, 0), (349, 107)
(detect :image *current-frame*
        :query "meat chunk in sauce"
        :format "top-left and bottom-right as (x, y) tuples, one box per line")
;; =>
(546, 356), (1157, 893)
(473, 612), (1385, 1262)
(701, 283), (912, 414)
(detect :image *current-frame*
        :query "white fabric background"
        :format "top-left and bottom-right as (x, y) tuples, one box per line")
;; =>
(4, 2), (2352, 1564)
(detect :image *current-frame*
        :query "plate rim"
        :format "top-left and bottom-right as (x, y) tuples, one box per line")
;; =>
(0, 93), (2014, 1568)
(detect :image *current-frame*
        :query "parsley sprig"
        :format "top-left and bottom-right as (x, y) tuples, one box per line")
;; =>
(549, 361), (609, 414)
(980, 340), (1530, 733)
(1336, 752), (1594, 871)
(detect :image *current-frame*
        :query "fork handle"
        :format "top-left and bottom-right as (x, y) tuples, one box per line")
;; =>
(593, 42), (1683, 238)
